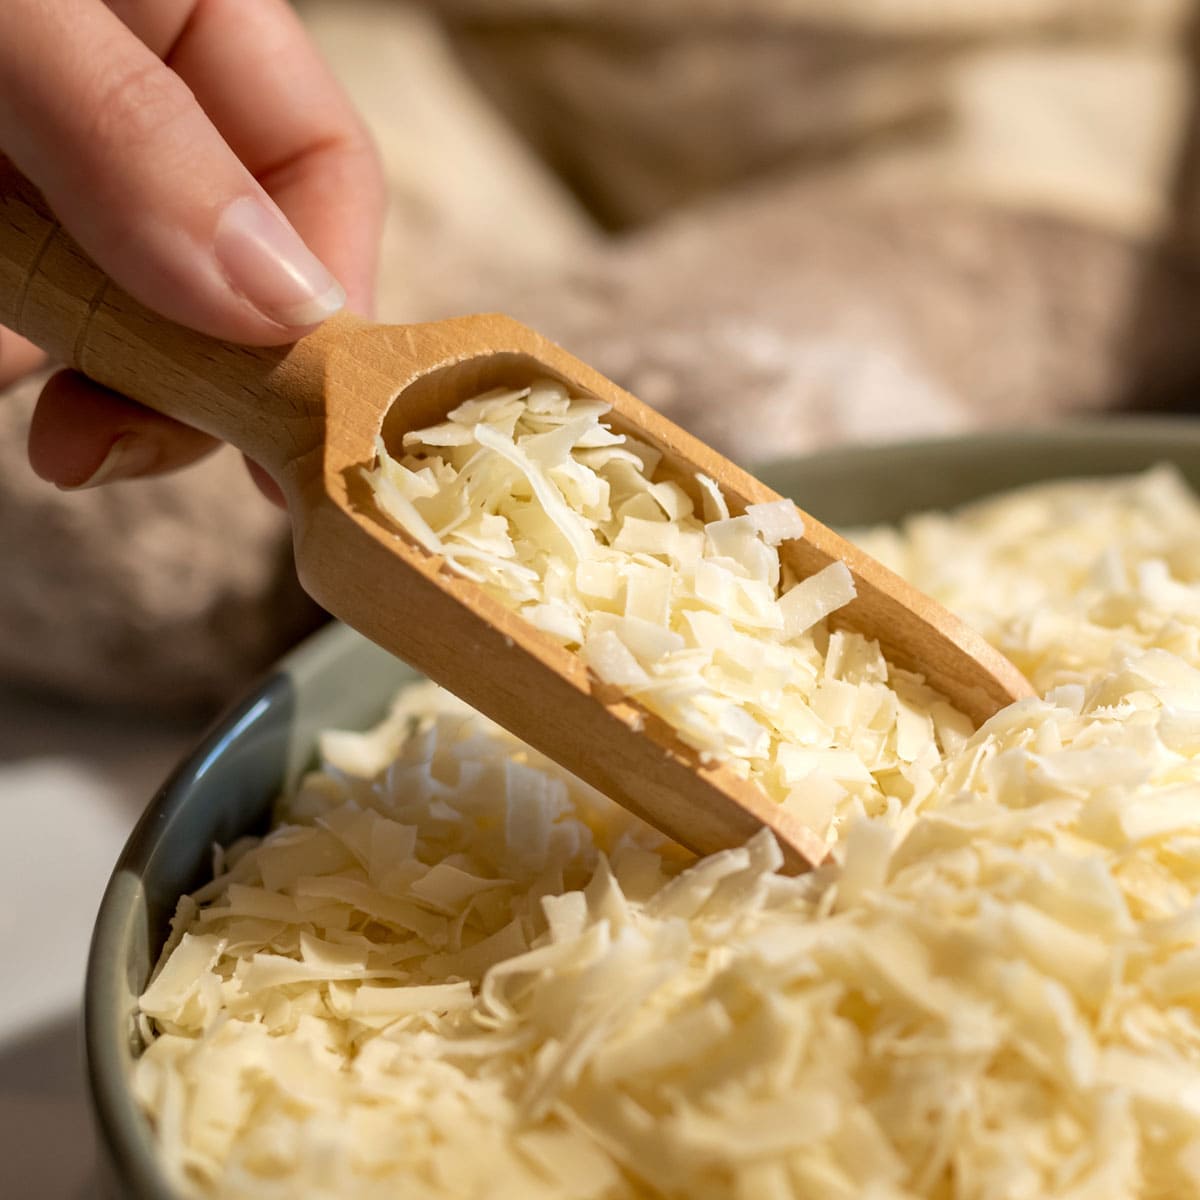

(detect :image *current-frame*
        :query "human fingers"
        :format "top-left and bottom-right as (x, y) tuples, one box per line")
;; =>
(28, 370), (218, 489)
(5, 0), (382, 491)
(29, 371), (286, 506)
(0, 0), (347, 343)
(163, 0), (385, 315)
(102, 0), (383, 315)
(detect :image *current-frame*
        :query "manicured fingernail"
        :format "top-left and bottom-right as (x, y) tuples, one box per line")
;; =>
(214, 196), (345, 328)
(63, 434), (161, 490)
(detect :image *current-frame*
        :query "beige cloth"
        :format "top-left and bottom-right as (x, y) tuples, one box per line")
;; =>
(431, 0), (1194, 236)
(429, 0), (1188, 36)
(0, 390), (319, 711)
(3, 0), (1199, 710)
(501, 185), (1200, 463)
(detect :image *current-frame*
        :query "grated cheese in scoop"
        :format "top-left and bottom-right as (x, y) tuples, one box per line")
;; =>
(365, 382), (956, 846)
(137, 464), (1200, 1199)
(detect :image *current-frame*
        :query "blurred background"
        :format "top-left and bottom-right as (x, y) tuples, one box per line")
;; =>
(4, 0), (1200, 1192)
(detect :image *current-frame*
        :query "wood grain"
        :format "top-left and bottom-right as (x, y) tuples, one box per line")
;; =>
(0, 162), (1033, 872)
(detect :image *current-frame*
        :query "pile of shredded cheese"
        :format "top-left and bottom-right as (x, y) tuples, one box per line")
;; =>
(134, 394), (1200, 1198)
(364, 382), (968, 845)
(854, 465), (1200, 697)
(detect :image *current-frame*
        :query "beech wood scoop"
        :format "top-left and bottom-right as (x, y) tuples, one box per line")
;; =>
(0, 167), (1033, 872)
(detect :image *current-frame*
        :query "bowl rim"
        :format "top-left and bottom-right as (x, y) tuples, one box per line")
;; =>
(753, 414), (1200, 489)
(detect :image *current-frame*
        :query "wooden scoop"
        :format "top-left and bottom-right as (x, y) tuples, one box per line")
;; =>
(0, 168), (1032, 872)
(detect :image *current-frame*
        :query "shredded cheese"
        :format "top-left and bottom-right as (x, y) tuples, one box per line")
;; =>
(136, 425), (1200, 1198)
(366, 383), (953, 845)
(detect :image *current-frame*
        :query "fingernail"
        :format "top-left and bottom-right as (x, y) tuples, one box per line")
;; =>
(214, 196), (346, 328)
(63, 434), (161, 490)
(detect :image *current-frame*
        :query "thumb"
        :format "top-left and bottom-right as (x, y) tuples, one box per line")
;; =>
(0, 0), (344, 345)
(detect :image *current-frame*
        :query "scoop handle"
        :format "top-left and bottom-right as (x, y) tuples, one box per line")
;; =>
(0, 161), (334, 477)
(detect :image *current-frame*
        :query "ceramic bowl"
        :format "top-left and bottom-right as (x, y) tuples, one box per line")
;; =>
(85, 418), (1200, 1197)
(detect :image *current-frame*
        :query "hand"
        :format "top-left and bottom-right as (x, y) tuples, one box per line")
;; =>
(0, 0), (384, 499)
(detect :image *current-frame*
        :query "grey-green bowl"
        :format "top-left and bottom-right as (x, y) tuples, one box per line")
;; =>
(85, 418), (1200, 1198)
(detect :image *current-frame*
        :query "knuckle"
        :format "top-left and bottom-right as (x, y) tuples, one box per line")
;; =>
(85, 59), (196, 156)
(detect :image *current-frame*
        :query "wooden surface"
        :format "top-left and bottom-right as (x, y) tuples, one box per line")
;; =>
(0, 164), (1033, 871)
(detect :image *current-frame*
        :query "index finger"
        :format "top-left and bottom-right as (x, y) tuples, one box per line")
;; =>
(19, 0), (385, 491)
(166, 0), (385, 314)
